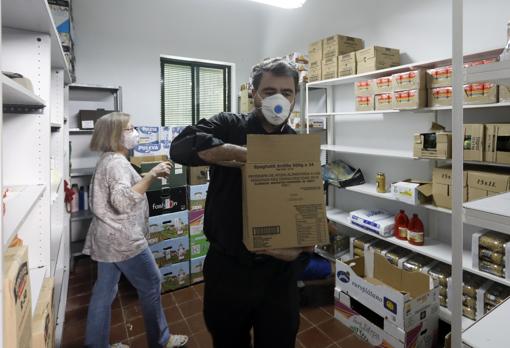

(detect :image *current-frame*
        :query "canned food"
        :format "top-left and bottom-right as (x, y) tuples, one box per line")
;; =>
(376, 172), (386, 193)
(385, 247), (412, 266)
(371, 240), (394, 255)
(428, 263), (451, 287)
(331, 235), (350, 254)
(485, 283), (510, 306)
(402, 254), (434, 273)
(463, 295), (477, 309)
(439, 295), (448, 307)
(353, 247), (364, 257)
(479, 260), (506, 278)
(479, 248), (506, 265)
(353, 235), (377, 250)
(485, 304), (495, 314)
(463, 306), (477, 320)
(479, 231), (510, 254)
(439, 286), (448, 298)
(463, 272), (485, 298)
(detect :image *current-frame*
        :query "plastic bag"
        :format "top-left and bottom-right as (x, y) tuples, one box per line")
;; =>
(321, 159), (365, 188)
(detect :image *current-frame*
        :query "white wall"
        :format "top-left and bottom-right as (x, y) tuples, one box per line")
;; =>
(73, 0), (271, 125)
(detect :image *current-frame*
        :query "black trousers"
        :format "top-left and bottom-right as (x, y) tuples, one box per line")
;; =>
(203, 247), (301, 348)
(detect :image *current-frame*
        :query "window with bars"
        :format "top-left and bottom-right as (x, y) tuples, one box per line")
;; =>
(161, 57), (232, 126)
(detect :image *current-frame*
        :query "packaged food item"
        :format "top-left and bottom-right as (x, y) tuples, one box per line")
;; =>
(439, 295), (448, 307)
(463, 306), (477, 320)
(463, 272), (486, 298)
(353, 247), (364, 257)
(427, 66), (452, 88)
(355, 95), (374, 112)
(374, 93), (394, 111)
(428, 262), (452, 287)
(485, 304), (495, 313)
(354, 80), (373, 96)
(407, 213), (424, 246)
(370, 240), (394, 255)
(353, 235), (377, 249)
(403, 254), (435, 273)
(464, 83), (498, 105)
(485, 283), (510, 306)
(394, 209), (409, 240)
(479, 260), (505, 278)
(385, 247), (412, 266)
(373, 76), (392, 94)
(479, 231), (510, 254)
(391, 70), (426, 92)
(479, 248), (506, 265)
(463, 295), (477, 309)
(439, 286), (448, 298)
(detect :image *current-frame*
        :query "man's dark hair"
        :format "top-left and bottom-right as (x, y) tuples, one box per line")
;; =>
(251, 58), (299, 92)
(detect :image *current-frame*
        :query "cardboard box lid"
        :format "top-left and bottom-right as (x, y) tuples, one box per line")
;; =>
(395, 179), (433, 198)
(246, 134), (320, 163)
(468, 170), (510, 192)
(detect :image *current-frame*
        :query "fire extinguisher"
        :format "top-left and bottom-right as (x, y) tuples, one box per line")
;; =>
(64, 180), (76, 213)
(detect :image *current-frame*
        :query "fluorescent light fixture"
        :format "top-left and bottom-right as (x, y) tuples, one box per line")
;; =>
(249, 0), (306, 9)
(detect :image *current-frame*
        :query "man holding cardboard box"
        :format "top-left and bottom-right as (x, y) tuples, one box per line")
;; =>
(171, 59), (320, 348)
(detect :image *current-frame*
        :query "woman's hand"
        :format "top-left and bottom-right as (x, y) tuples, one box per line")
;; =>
(149, 161), (173, 179)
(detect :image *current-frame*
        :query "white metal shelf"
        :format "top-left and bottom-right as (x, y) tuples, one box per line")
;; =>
(463, 296), (510, 347)
(327, 208), (510, 288)
(465, 59), (510, 84)
(321, 144), (416, 159)
(50, 122), (62, 129)
(2, 74), (46, 107)
(463, 160), (510, 168)
(2, 0), (72, 83)
(29, 266), (47, 314)
(309, 110), (400, 117)
(439, 306), (475, 330)
(69, 128), (94, 135)
(71, 210), (93, 222)
(70, 167), (95, 177)
(463, 193), (510, 235)
(3, 185), (46, 248)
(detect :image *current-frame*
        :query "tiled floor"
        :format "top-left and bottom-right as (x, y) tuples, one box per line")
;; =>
(62, 257), (370, 348)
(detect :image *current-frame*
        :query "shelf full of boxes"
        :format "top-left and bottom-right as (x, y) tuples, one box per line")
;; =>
(1, 0), (74, 346)
(305, 31), (510, 347)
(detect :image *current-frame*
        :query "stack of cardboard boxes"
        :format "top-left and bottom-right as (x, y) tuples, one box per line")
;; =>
(239, 83), (254, 113)
(356, 46), (400, 74)
(32, 278), (56, 348)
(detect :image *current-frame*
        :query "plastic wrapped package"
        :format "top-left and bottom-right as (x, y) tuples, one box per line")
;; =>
(463, 295), (477, 309)
(428, 262), (452, 287)
(353, 247), (364, 257)
(353, 235), (377, 250)
(478, 231), (510, 254)
(439, 295), (448, 307)
(479, 260), (506, 278)
(439, 286), (448, 298)
(402, 254), (435, 273)
(463, 306), (477, 320)
(463, 272), (486, 298)
(479, 248), (506, 265)
(485, 283), (510, 307)
(385, 247), (413, 266)
(370, 240), (394, 255)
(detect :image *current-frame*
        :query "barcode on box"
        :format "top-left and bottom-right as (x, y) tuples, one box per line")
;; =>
(252, 226), (280, 236)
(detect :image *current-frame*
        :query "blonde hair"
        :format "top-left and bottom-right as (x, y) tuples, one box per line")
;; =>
(90, 112), (131, 152)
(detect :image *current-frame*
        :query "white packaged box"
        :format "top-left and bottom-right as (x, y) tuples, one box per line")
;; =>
(350, 209), (395, 237)
(391, 180), (432, 205)
(133, 126), (163, 156)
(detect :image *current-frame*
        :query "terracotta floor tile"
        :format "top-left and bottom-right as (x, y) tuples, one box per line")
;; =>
(110, 323), (128, 343)
(123, 303), (144, 321)
(317, 318), (352, 342)
(165, 306), (185, 325)
(120, 291), (139, 307)
(186, 313), (207, 334)
(61, 336), (85, 348)
(126, 317), (146, 338)
(67, 282), (92, 298)
(295, 339), (305, 348)
(337, 334), (372, 348)
(193, 330), (213, 348)
(111, 307), (125, 326)
(178, 298), (203, 319)
(61, 320), (86, 343)
(112, 296), (122, 309)
(172, 287), (198, 304)
(69, 271), (93, 285)
(184, 335), (200, 348)
(300, 306), (332, 325)
(128, 334), (148, 348)
(169, 319), (192, 337)
(298, 314), (313, 333)
(193, 282), (205, 298)
(65, 306), (88, 325)
(161, 292), (177, 309)
(321, 304), (334, 316)
(298, 327), (334, 348)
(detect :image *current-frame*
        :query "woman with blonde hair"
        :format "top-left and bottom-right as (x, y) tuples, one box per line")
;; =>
(83, 112), (188, 348)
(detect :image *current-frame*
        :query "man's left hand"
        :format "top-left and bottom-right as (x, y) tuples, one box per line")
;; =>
(255, 246), (314, 262)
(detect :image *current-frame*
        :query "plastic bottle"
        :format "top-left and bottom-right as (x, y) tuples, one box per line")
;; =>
(71, 184), (80, 213)
(394, 210), (409, 240)
(83, 186), (89, 211)
(79, 186), (85, 210)
(407, 214), (425, 246)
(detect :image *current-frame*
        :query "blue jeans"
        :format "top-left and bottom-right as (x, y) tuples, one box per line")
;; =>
(85, 248), (170, 348)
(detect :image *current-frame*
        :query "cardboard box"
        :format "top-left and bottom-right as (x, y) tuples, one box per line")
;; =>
(375, 93), (394, 111)
(32, 278), (55, 348)
(464, 83), (498, 105)
(429, 87), (452, 107)
(426, 67), (452, 88)
(354, 80), (373, 96)
(464, 124), (485, 162)
(322, 57), (338, 80)
(468, 187), (492, 201)
(485, 124), (510, 165)
(130, 155), (186, 191)
(148, 210), (189, 244)
(355, 95), (374, 112)
(191, 256), (206, 284)
(49, 4), (71, 33)
(500, 85), (510, 103)
(391, 180), (433, 205)
(189, 210), (209, 258)
(187, 166), (209, 185)
(188, 183), (208, 211)
(160, 261), (190, 293)
(338, 53), (357, 76)
(374, 76), (393, 94)
(432, 167), (468, 209)
(147, 186), (187, 217)
(4, 246), (32, 348)
(335, 254), (440, 331)
(467, 170), (510, 194)
(78, 109), (112, 129)
(349, 209), (394, 237)
(242, 135), (328, 251)
(472, 232), (510, 280)
(322, 34), (364, 59)
(392, 70), (426, 92)
(150, 236), (190, 267)
(413, 130), (452, 159)
(338, 64), (356, 77)
(308, 40), (323, 62)
(393, 89), (427, 110)
(356, 46), (400, 73)
(308, 66), (322, 82)
(240, 87), (254, 113)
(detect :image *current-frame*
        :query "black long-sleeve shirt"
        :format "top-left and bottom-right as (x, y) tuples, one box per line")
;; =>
(170, 111), (297, 259)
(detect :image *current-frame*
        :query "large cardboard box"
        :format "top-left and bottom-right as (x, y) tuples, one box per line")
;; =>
(308, 40), (323, 63)
(187, 166), (209, 185)
(242, 135), (328, 251)
(468, 170), (510, 194)
(356, 46), (400, 74)
(322, 57), (338, 80)
(189, 210), (209, 258)
(355, 95), (374, 112)
(148, 210), (189, 244)
(4, 246), (32, 348)
(188, 183), (208, 211)
(150, 236), (190, 268)
(500, 85), (510, 103)
(392, 70), (426, 92)
(322, 34), (364, 59)
(432, 167), (468, 209)
(390, 180), (433, 205)
(375, 93), (394, 111)
(413, 128), (452, 159)
(160, 261), (190, 293)
(335, 254), (440, 332)
(485, 124), (510, 165)
(426, 66), (452, 88)
(308, 66), (322, 82)
(464, 83), (498, 105)
(191, 256), (206, 284)
(464, 124), (485, 162)
(354, 80), (374, 96)
(338, 53), (356, 77)
(147, 186), (187, 217)
(374, 76), (393, 94)
(393, 89), (427, 110)
(130, 155), (186, 190)
(338, 64), (356, 77)
(468, 187), (496, 201)
(32, 278), (55, 348)
(429, 87), (452, 107)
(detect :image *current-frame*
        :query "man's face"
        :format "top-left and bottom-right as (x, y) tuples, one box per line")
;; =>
(253, 72), (296, 110)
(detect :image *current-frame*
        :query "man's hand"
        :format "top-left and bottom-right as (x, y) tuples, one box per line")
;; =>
(255, 246), (314, 262)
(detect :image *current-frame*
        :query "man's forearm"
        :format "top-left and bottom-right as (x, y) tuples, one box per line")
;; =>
(198, 144), (246, 164)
